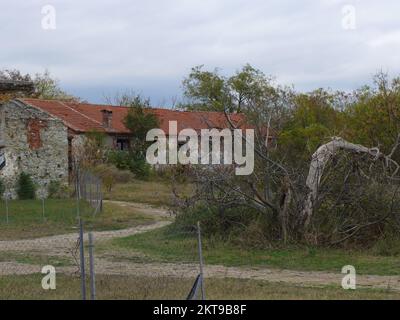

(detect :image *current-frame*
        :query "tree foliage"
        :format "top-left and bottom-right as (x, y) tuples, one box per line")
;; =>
(181, 64), (276, 113)
(104, 92), (159, 179)
(173, 66), (400, 249)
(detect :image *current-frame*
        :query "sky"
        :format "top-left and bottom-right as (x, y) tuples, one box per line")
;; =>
(1, 0), (400, 106)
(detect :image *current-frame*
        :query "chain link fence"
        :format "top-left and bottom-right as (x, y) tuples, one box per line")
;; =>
(0, 170), (206, 300)
(79, 171), (102, 215)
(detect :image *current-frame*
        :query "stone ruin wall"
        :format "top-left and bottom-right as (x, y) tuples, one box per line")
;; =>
(0, 100), (69, 198)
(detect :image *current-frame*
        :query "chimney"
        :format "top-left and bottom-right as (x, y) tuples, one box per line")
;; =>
(101, 109), (113, 128)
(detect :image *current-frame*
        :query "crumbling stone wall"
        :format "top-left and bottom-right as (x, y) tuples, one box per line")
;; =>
(0, 100), (69, 198)
(27, 118), (48, 150)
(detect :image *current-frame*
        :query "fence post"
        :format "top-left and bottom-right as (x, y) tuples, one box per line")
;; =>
(88, 232), (96, 300)
(89, 174), (93, 206)
(5, 195), (9, 224)
(75, 163), (80, 219)
(96, 179), (100, 212)
(78, 218), (86, 300)
(197, 221), (206, 300)
(42, 197), (45, 222)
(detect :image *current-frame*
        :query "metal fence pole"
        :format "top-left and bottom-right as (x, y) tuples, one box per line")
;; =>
(76, 163), (80, 219)
(197, 221), (206, 300)
(5, 196), (9, 224)
(79, 218), (86, 300)
(42, 197), (45, 222)
(89, 174), (92, 206)
(88, 232), (96, 300)
(96, 180), (99, 211)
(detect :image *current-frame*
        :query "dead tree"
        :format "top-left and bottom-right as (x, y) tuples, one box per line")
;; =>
(301, 136), (400, 228)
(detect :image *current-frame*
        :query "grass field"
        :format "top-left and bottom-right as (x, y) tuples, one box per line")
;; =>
(0, 199), (154, 240)
(0, 274), (399, 300)
(0, 251), (73, 267)
(113, 226), (400, 276)
(103, 179), (192, 206)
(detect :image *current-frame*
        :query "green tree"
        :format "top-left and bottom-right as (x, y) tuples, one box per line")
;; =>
(122, 95), (160, 148)
(343, 72), (400, 155)
(0, 68), (78, 101)
(33, 70), (77, 100)
(278, 89), (344, 163)
(181, 65), (229, 112)
(181, 64), (276, 113)
(105, 93), (159, 179)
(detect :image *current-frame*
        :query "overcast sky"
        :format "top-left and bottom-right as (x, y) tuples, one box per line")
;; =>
(1, 0), (400, 105)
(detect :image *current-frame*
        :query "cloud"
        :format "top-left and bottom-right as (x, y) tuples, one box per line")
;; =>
(1, 0), (400, 103)
(367, 31), (400, 47)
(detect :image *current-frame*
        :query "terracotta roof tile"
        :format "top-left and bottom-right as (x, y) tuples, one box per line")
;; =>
(19, 98), (248, 135)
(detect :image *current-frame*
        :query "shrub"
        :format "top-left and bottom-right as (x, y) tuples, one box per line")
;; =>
(92, 164), (134, 192)
(107, 150), (131, 171)
(16, 172), (36, 199)
(172, 203), (269, 245)
(47, 180), (68, 199)
(130, 153), (151, 179)
(107, 150), (151, 180)
(371, 233), (400, 256)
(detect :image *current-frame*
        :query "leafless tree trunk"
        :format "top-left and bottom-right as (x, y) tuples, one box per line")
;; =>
(301, 136), (400, 228)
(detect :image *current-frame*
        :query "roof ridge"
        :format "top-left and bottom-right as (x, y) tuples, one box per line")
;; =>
(16, 99), (83, 132)
(58, 101), (104, 127)
(22, 98), (242, 116)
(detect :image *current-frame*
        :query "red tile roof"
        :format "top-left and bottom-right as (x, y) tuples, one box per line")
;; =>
(18, 98), (248, 135)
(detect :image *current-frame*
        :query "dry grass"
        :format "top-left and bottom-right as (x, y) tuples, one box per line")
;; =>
(0, 274), (399, 300)
(0, 251), (73, 267)
(0, 200), (154, 240)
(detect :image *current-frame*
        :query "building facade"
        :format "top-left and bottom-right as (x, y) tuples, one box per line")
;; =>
(0, 98), (247, 198)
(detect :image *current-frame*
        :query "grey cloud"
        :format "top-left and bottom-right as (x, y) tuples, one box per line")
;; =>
(1, 0), (400, 103)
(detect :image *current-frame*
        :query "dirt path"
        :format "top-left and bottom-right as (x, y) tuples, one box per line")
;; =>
(1, 200), (400, 291)
(103, 200), (170, 219)
(0, 201), (171, 255)
(1, 258), (400, 291)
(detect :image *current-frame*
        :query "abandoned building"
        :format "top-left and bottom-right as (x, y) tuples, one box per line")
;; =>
(0, 98), (246, 197)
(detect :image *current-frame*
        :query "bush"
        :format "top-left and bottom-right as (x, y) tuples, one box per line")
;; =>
(92, 164), (134, 192)
(371, 233), (400, 256)
(47, 180), (68, 199)
(107, 150), (131, 171)
(16, 172), (36, 199)
(130, 154), (151, 179)
(172, 203), (270, 247)
(107, 150), (151, 180)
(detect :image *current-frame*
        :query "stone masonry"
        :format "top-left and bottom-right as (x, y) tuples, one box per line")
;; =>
(0, 100), (69, 198)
